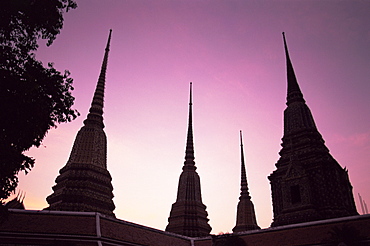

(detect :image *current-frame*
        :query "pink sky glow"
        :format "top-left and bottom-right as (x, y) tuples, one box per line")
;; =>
(7, 0), (370, 234)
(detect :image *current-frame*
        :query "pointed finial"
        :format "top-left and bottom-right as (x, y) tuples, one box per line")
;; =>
(240, 130), (243, 147)
(239, 130), (250, 199)
(240, 130), (245, 175)
(83, 29), (112, 128)
(282, 32), (305, 105)
(240, 130), (245, 166)
(106, 29), (112, 51)
(189, 82), (193, 106)
(184, 82), (196, 169)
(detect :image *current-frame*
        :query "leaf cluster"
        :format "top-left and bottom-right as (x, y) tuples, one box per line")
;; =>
(0, 0), (77, 52)
(0, 0), (78, 200)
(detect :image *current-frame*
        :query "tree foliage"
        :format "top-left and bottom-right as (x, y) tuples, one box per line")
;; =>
(0, 0), (78, 200)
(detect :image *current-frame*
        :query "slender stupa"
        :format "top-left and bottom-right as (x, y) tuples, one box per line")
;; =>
(166, 82), (212, 237)
(233, 131), (260, 233)
(268, 33), (357, 227)
(46, 30), (115, 217)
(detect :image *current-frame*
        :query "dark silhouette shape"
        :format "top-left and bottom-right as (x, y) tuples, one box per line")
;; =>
(0, 0), (78, 200)
(45, 30), (115, 217)
(268, 33), (358, 227)
(166, 82), (212, 237)
(233, 131), (260, 232)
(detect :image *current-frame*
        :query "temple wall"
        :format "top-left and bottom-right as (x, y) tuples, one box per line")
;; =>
(1, 210), (369, 246)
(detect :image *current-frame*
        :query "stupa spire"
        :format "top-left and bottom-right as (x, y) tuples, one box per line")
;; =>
(268, 33), (357, 227)
(166, 82), (212, 237)
(46, 30), (115, 217)
(184, 82), (195, 168)
(233, 131), (260, 232)
(239, 131), (250, 199)
(283, 32), (305, 106)
(84, 29), (112, 128)
(281, 32), (317, 136)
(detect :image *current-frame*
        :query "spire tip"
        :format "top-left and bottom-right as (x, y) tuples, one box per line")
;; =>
(184, 82), (195, 167)
(189, 82), (193, 105)
(282, 32), (288, 48)
(283, 32), (305, 105)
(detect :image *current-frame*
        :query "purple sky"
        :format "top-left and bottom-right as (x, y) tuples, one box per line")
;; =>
(8, 0), (370, 234)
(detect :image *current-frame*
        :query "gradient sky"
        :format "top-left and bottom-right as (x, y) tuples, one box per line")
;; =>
(7, 0), (370, 234)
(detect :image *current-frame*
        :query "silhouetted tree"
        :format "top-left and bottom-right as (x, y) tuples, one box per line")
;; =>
(0, 0), (78, 201)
